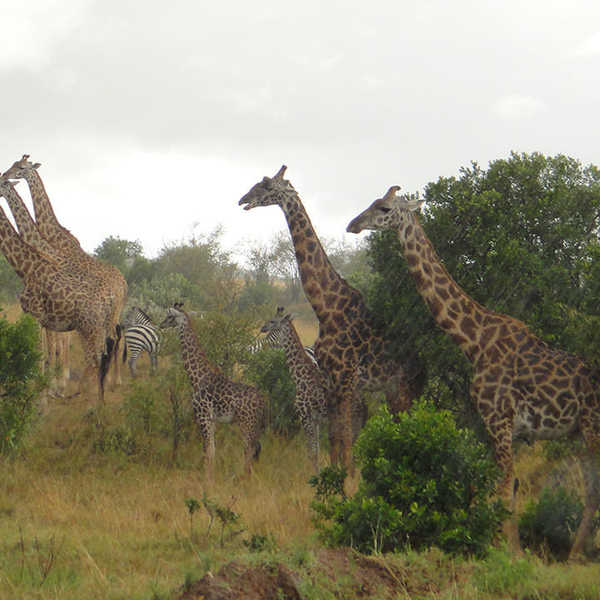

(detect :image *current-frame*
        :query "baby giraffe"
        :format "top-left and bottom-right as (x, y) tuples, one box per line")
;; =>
(347, 186), (600, 561)
(260, 307), (329, 472)
(160, 303), (266, 478)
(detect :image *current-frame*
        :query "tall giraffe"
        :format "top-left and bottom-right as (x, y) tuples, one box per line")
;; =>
(160, 303), (266, 478)
(239, 166), (420, 468)
(3, 155), (128, 388)
(0, 201), (116, 403)
(0, 176), (72, 391)
(346, 186), (600, 560)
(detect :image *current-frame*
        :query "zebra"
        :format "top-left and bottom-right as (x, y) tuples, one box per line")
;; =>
(122, 306), (161, 377)
(248, 327), (318, 366)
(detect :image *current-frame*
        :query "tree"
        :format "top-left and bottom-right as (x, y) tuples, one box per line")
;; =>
(364, 152), (600, 423)
(94, 236), (144, 276)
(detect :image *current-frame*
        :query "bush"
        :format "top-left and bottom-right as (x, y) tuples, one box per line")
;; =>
(518, 486), (598, 561)
(0, 312), (45, 453)
(310, 402), (507, 556)
(243, 347), (298, 436)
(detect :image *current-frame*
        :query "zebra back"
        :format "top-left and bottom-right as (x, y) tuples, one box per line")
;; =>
(124, 306), (154, 327)
(249, 330), (317, 367)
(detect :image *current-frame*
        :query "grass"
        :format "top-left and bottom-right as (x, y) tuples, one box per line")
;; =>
(1, 303), (599, 599)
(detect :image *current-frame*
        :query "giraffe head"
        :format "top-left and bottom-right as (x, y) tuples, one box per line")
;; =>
(260, 306), (293, 334)
(238, 165), (295, 210)
(3, 155), (41, 180)
(160, 302), (187, 329)
(346, 186), (423, 237)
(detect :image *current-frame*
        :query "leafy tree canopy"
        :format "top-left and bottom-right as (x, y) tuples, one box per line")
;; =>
(364, 152), (600, 418)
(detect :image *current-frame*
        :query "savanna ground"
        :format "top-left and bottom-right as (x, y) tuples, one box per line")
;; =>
(1, 304), (600, 599)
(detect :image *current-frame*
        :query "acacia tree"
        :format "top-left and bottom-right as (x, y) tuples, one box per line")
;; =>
(364, 152), (600, 422)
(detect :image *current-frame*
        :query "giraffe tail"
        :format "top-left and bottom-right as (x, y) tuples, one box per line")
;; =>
(99, 336), (116, 394)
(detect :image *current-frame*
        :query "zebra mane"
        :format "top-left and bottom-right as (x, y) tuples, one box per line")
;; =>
(134, 306), (154, 324)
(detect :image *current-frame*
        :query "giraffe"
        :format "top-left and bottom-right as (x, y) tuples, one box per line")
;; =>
(260, 306), (329, 472)
(3, 155), (128, 388)
(0, 176), (72, 392)
(239, 166), (420, 469)
(160, 303), (266, 478)
(346, 185), (600, 561)
(0, 201), (116, 403)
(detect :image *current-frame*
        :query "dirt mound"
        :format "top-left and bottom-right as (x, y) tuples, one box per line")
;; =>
(176, 562), (300, 600)
(174, 548), (437, 599)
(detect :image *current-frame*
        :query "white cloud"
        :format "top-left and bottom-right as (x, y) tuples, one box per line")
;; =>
(571, 31), (600, 57)
(491, 95), (546, 120)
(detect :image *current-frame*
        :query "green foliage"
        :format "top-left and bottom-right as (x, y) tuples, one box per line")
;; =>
(518, 486), (598, 561)
(363, 152), (600, 424)
(310, 403), (506, 556)
(243, 533), (277, 553)
(0, 255), (22, 303)
(200, 494), (243, 547)
(243, 347), (298, 435)
(0, 312), (44, 453)
(93, 235), (143, 277)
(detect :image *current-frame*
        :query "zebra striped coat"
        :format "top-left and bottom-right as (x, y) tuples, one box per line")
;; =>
(122, 307), (161, 377)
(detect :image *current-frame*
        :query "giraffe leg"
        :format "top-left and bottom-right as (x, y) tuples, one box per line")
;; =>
(351, 394), (368, 443)
(73, 334), (104, 403)
(200, 419), (216, 482)
(327, 397), (342, 466)
(300, 409), (319, 474)
(569, 412), (600, 561)
(494, 430), (522, 554)
(240, 406), (263, 476)
(569, 452), (600, 560)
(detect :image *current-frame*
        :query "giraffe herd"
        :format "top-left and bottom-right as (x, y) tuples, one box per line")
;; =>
(0, 157), (598, 561)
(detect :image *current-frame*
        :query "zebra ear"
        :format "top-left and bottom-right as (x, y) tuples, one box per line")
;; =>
(276, 306), (285, 316)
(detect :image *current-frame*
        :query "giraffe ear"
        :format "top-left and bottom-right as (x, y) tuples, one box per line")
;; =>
(382, 185), (401, 200)
(33, 163), (41, 170)
(275, 165), (287, 179)
(406, 199), (425, 212)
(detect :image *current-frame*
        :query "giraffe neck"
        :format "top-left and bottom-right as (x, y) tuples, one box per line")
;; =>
(278, 321), (313, 374)
(176, 313), (218, 387)
(0, 208), (54, 281)
(1, 185), (57, 257)
(23, 169), (81, 253)
(279, 192), (355, 322)
(398, 214), (498, 363)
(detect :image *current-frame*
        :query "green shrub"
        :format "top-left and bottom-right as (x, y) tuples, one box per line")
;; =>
(310, 402), (507, 556)
(518, 486), (598, 561)
(0, 312), (45, 453)
(243, 347), (298, 436)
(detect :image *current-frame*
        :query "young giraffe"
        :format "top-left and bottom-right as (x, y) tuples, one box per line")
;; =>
(3, 155), (128, 388)
(0, 202), (115, 403)
(260, 307), (329, 473)
(160, 303), (266, 478)
(346, 186), (600, 561)
(239, 166), (420, 469)
(0, 176), (73, 391)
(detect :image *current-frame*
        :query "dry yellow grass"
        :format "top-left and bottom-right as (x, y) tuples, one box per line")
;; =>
(1, 302), (599, 599)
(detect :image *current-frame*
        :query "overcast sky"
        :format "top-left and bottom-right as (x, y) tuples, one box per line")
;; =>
(1, 1), (599, 263)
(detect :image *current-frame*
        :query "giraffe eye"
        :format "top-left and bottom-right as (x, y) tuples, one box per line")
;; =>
(379, 206), (391, 214)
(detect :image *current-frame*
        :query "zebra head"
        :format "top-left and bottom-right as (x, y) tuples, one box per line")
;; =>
(159, 302), (186, 329)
